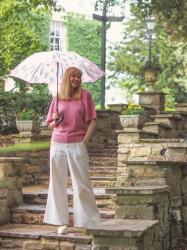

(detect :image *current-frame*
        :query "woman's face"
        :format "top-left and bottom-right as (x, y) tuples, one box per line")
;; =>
(69, 70), (82, 89)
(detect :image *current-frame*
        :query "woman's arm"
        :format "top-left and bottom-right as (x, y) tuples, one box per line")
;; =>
(48, 120), (57, 129)
(47, 112), (59, 129)
(83, 119), (96, 144)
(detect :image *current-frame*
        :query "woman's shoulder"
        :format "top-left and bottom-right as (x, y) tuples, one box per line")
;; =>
(81, 88), (92, 98)
(49, 97), (58, 104)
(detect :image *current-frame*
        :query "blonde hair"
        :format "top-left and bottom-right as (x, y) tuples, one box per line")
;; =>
(59, 67), (82, 100)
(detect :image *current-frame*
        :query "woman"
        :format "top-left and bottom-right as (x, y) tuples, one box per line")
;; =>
(44, 67), (100, 234)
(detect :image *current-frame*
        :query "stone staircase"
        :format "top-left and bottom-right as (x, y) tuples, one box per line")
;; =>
(0, 146), (162, 250)
(0, 147), (118, 249)
(1, 104), (187, 249)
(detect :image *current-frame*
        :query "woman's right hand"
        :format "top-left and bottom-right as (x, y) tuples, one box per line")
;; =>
(52, 112), (60, 121)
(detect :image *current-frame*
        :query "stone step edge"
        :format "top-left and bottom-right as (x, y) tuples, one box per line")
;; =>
(87, 219), (159, 238)
(0, 224), (91, 244)
(23, 191), (114, 200)
(122, 160), (186, 166)
(115, 129), (158, 136)
(150, 113), (183, 119)
(143, 122), (172, 129)
(34, 176), (117, 181)
(11, 205), (115, 217)
(105, 185), (168, 195)
(139, 138), (184, 142)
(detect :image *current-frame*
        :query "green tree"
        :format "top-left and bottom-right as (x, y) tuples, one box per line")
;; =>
(67, 14), (102, 105)
(131, 0), (187, 40)
(108, 15), (187, 105)
(0, 0), (54, 79)
(96, 0), (187, 40)
(0, 0), (57, 132)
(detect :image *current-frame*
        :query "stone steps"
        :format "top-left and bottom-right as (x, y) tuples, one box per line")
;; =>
(150, 113), (183, 129)
(89, 152), (117, 158)
(0, 224), (92, 250)
(10, 205), (115, 226)
(89, 159), (117, 166)
(22, 186), (115, 209)
(34, 174), (117, 187)
(142, 122), (172, 138)
(0, 219), (160, 250)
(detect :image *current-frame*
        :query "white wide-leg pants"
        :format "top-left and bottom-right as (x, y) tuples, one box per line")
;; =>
(44, 141), (100, 227)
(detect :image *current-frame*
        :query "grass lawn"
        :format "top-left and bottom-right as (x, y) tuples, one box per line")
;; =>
(0, 141), (50, 154)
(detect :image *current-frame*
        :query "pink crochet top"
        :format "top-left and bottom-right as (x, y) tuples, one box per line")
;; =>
(46, 89), (96, 143)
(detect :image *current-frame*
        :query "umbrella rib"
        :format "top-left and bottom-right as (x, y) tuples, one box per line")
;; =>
(30, 63), (44, 83)
(80, 65), (95, 82)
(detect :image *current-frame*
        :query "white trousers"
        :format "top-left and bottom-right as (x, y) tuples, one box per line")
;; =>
(44, 141), (100, 227)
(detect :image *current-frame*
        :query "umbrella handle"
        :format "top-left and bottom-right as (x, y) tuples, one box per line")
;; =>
(55, 62), (64, 124)
(56, 62), (59, 110)
(55, 106), (64, 124)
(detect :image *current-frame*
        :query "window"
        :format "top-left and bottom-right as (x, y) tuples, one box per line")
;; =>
(50, 21), (61, 51)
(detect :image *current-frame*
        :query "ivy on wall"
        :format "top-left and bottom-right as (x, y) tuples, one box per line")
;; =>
(67, 14), (102, 105)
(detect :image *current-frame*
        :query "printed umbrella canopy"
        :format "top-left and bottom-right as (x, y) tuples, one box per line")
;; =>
(9, 50), (105, 113)
(9, 50), (104, 84)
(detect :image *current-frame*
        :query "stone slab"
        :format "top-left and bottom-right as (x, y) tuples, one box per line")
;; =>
(0, 224), (91, 244)
(87, 219), (158, 237)
(105, 186), (168, 195)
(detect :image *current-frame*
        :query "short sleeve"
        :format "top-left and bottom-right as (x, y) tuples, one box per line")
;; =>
(82, 89), (97, 122)
(45, 98), (56, 126)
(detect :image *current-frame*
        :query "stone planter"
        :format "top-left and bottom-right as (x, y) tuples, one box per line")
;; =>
(107, 103), (127, 113)
(119, 114), (147, 129)
(16, 120), (40, 133)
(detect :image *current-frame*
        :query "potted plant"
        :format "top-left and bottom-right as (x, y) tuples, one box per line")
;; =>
(119, 103), (147, 129)
(16, 109), (40, 133)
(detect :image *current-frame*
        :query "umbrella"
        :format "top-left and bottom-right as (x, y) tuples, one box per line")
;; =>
(9, 50), (104, 84)
(9, 51), (104, 123)
(8, 50), (105, 117)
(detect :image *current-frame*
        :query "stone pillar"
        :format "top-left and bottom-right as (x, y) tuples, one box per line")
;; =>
(87, 219), (161, 250)
(107, 103), (127, 113)
(88, 110), (122, 151)
(106, 186), (170, 248)
(182, 166), (187, 236)
(138, 92), (165, 113)
(0, 157), (23, 225)
(176, 102), (187, 112)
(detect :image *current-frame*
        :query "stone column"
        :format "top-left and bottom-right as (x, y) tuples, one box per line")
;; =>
(0, 157), (23, 225)
(138, 92), (165, 113)
(87, 219), (160, 250)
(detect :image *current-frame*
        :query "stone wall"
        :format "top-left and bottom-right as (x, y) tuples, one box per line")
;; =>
(0, 157), (23, 225)
(182, 166), (187, 235)
(2, 151), (49, 186)
(0, 110), (121, 150)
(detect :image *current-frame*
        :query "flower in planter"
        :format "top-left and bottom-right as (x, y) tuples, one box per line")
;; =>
(121, 103), (144, 115)
(16, 109), (36, 121)
(120, 103), (146, 129)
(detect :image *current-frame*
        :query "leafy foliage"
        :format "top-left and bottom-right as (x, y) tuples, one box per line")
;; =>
(0, 0), (52, 78)
(67, 14), (102, 105)
(0, 0), (56, 133)
(108, 13), (187, 106)
(14, 84), (52, 122)
(0, 92), (18, 134)
(95, 0), (187, 40)
(0, 84), (52, 133)
(131, 0), (187, 40)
